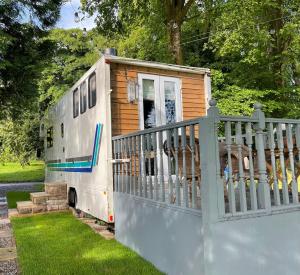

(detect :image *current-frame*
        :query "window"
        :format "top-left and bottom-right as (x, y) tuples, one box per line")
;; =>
(73, 88), (79, 118)
(61, 123), (64, 138)
(142, 79), (156, 129)
(47, 127), (53, 148)
(88, 72), (96, 108)
(80, 81), (87, 114)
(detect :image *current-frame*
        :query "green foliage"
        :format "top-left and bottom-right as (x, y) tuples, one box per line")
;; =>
(38, 29), (111, 111)
(0, 0), (63, 118)
(0, 114), (42, 166)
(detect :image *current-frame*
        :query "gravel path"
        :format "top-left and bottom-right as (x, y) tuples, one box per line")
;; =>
(0, 182), (43, 197)
(0, 198), (18, 274)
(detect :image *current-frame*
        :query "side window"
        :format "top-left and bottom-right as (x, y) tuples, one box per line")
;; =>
(47, 127), (53, 148)
(88, 72), (96, 108)
(61, 123), (64, 138)
(73, 88), (79, 118)
(80, 81), (87, 114)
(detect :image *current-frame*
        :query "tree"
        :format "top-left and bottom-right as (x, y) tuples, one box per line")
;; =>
(0, 0), (63, 118)
(81, 0), (205, 64)
(38, 28), (110, 111)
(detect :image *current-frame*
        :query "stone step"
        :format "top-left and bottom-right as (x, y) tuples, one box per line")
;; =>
(0, 197), (7, 202)
(47, 199), (68, 205)
(45, 182), (67, 197)
(17, 201), (33, 214)
(30, 192), (49, 204)
(46, 199), (68, 211)
(0, 219), (10, 230)
(0, 201), (7, 210)
(0, 247), (17, 262)
(0, 229), (14, 248)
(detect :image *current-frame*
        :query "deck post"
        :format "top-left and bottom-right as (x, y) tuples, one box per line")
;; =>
(200, 99), (225, 221)
(252, 103), (271, 211)
(200, 99), (224, 275)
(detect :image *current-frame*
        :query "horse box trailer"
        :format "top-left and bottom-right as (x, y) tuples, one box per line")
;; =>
(42, 52), (211, 223)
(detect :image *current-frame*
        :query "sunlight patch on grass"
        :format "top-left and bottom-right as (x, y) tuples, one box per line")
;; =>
(0, 161), (45, 182)
(11, 212), (162, 275)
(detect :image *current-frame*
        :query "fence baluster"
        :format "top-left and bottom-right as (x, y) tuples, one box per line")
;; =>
(277, 123), (289, 204)
(181, 126), (188, 207)
(133, 136), (137, 195)
(147, 134), (153, 199)
(268, 123), (280, 206)
(174, 127), (181, 206)
(128, 137), (133, 195)
(158, 131), (165, 202)
(137, 135), (142, 197)
(296, 125), (300, 201)
(142, 135), (147, 198)
(246, 122), (257, 210)
(287, 124), (298, 203)
(225, 121), (236, 213)
(236, 122), (247, 212)
(114, 140), (119, 192)
(126, 138), (130, 193)
(152, 132), (158, 201)
(190, 125), (196, 208)
(167, 130), (174, 203)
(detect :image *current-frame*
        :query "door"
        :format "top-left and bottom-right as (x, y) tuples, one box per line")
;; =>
(138, 74), (182, 129)
(138, 74), (182, 181)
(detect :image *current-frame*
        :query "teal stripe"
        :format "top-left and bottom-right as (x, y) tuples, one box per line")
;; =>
(47, 161), (92, 168)
(93, 124), (102, 166)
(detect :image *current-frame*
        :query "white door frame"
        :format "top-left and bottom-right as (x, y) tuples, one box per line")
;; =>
(138, 73), (182, 129)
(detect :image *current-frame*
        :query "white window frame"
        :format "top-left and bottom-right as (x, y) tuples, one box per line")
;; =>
(138, 74), (183, 130)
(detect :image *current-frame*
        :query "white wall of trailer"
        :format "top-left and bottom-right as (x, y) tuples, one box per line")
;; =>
(44, 57), (114, 223)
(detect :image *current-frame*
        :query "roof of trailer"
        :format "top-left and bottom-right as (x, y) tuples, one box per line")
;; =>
(104, 55), (210, 75)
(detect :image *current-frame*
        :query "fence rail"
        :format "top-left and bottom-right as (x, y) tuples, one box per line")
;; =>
(112, 100), (300, 219)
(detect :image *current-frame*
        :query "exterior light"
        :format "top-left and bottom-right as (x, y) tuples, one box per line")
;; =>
(83, 27), (87, 37)
(74, 12), (80, 23)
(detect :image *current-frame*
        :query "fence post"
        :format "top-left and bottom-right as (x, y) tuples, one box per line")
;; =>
(252, 103), (271, 211)
(200, 99), (224, 222)
(200, 99), (224, 275)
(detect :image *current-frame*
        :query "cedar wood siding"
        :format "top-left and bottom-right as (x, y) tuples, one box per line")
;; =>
(110, 63), (206, 137)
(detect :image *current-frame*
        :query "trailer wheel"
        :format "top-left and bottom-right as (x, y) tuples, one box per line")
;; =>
(68, 188), (77, 208)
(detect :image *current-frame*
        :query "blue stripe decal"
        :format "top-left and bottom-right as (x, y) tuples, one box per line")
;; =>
(47, 123), (102, 173)
(47, 161), (92, 168)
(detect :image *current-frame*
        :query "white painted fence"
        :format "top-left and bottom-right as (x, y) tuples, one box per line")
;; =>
(112, 100), (300, 275)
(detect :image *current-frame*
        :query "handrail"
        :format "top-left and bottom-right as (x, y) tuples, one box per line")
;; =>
(112, 117), (206, 140)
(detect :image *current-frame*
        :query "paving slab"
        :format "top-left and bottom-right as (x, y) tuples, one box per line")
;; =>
(0, 247), (17, 261)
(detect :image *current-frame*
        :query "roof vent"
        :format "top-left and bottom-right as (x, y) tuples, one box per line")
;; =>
(104, 48), (117, 56)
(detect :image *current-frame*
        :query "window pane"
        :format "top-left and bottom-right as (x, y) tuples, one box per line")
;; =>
(80, 82), (87, 113)
(164, 81), (176, 124)
(73, 88), (79, 118)
(143, 79), (156, 129)
(89, 73), (96, 108)
(47, 127), (53, 148)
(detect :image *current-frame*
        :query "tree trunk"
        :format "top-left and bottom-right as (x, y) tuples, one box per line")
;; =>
(168, 20), (183, 65)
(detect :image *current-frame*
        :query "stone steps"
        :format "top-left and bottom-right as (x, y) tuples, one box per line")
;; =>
(17, 182), (68, 215)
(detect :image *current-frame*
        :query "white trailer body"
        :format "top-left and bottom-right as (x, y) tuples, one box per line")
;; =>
(43, 54), (210, 223)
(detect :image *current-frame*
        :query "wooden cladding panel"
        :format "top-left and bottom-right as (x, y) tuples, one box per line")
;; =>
(110, 63), (206, 136)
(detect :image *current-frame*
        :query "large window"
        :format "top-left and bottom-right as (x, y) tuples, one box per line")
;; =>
(47, 127), (53, 148)
(73, 88), (79, 118)
(88, 72), (96, 108)
(80, 81), (87, 114)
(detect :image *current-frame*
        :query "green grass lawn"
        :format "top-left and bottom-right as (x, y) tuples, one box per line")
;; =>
(0, 161), (45, 182)
(6, 184), (45, 208)
(11, 212), (162, 275)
